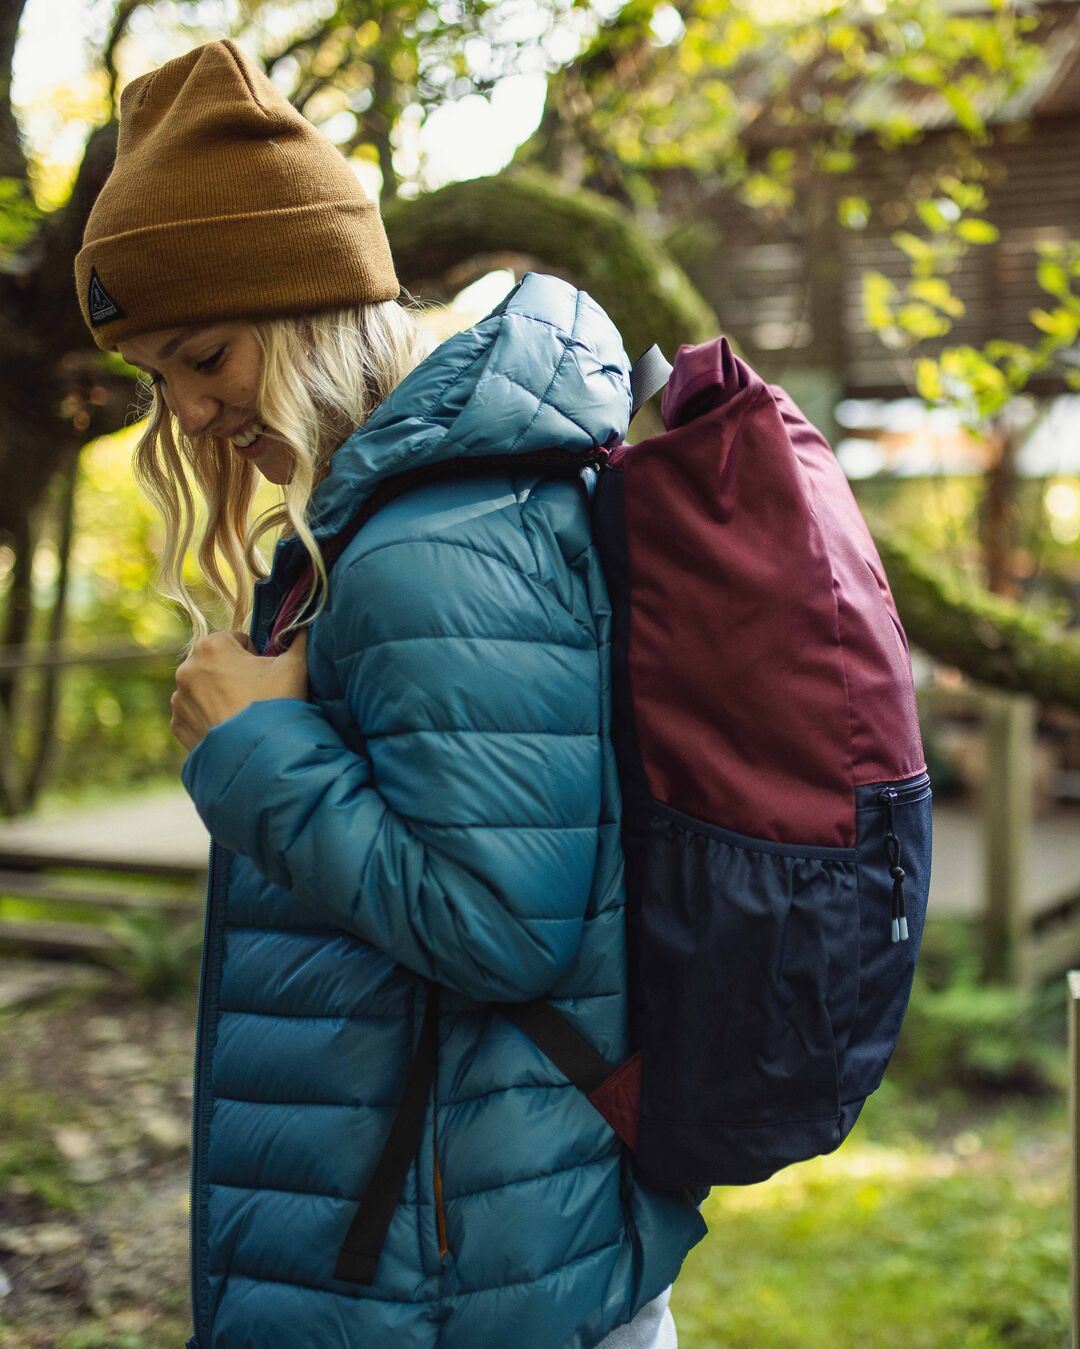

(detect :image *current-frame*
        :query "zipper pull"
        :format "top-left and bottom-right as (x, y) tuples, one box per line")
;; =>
(879, 788), (909, 942)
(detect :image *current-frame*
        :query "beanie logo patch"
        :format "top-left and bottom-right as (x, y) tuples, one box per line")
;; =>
(88, 268), (126, 326)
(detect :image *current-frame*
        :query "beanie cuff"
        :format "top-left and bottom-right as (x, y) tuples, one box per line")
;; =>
(76, 198), (400, 351)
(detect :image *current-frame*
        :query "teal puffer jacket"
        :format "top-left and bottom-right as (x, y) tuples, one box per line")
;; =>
(180, 272), (706, 1349)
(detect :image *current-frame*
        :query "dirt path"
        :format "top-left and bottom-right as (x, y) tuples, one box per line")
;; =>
(0, 977), (196, 1348)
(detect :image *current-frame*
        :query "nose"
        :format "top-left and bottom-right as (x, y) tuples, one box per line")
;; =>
(163, 377), (221, 440)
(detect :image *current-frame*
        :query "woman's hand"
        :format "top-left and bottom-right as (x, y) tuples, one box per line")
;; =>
(171, 630), (309, 753)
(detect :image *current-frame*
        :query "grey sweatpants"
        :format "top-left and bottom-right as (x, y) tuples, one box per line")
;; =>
(594, 1286), (677, 1349)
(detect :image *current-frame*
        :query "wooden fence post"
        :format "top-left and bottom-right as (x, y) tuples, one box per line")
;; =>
(1070, 969), (1080, 1349)
(981, 691), (1035, 985)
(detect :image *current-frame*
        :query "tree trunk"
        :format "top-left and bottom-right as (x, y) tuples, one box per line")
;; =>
(25, 456), (80, 807)
(0, 511), (33, 717)
(981, 409), (1021, 599)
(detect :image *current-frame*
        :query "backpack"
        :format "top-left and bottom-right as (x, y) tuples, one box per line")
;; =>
(268, 335), (933, 1284)
(582, 337), (932, 1189)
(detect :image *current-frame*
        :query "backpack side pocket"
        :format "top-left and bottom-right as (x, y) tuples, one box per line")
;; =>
(632, 803), (862, 1190)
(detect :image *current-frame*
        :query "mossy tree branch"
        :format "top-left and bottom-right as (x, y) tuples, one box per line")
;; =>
(383, 168), (718, 363)
(873, 523), (1080, 715)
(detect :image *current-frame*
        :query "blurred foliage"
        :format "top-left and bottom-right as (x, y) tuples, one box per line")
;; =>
(853, 474), (1080, 614)
(531, 0), (1042, 190)
(5, 427), (189, 800)
(5, 425), (293, 801)
(0, 177), (40, 257)
(17, 71), (111, 211)
(891, 917), (1067, 1097)
(897, 238), (1080, 426)
(102, 909), (203, 1000)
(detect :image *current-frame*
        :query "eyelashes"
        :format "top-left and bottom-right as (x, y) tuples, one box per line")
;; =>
(147, 346), (226, 387)
(197, 347), (226, 374)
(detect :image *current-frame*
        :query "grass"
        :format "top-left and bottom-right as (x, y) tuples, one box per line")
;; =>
(670, 1025), (1072, 1348)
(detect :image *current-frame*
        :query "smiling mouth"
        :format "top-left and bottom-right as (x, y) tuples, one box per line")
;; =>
(230, 419), (265, 449)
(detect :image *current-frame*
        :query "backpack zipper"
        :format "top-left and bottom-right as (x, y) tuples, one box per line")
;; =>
(878, 787), (909, 942)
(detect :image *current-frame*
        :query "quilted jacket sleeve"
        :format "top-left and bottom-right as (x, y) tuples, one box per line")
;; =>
(180, 531), (603, 1004)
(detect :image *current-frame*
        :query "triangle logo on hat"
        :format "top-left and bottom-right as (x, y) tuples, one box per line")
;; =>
(88, 268), (126, 326)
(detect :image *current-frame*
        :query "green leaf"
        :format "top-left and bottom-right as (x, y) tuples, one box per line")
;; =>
(937, 175), (987, 212)
(862, 271), (898, 330)
(941, 84), (984, 135)
(897, 303), (952, 339)
(820, 148), (857, 174)
(914, 357), (945, 402)
(837, 196), (870, 229)
(910, 278), (966, 317)
(1036, 259), (1072, 302)
(0, 178), (41, 257)
(1029, 308), (1079, 342)
(916, 198), (956, 234)
(956, 218), (1000, 244)
(892, 231), (934, 262)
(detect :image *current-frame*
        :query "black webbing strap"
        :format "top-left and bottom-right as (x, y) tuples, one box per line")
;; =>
(629, 344), (672, 419)
(500, 999), (616, 1095)
(332, 992), (616, 1286)
(334, 985), (439, 1285)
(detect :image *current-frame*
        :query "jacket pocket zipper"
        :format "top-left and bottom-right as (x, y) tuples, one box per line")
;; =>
(432, 1110), (449, 1260)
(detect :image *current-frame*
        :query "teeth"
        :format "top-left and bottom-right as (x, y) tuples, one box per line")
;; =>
(231, 421), (265, 448)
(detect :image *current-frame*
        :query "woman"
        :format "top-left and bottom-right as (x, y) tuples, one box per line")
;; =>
(74, 39), (705, 1349)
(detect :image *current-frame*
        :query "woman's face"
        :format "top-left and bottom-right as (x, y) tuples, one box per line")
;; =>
(117, 321), (292, 484)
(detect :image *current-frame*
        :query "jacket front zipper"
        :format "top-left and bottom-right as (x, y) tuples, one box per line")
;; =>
(188, 838), (223, 1347)
(188, 550), (294, 1343)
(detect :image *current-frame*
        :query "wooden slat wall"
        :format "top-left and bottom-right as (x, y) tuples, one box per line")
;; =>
(841, 117), (1080, 395)
(664, 116), (1080, 397)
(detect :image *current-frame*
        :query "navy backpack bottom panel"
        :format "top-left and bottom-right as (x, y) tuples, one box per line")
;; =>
(638, 1096), (868, 1190)
(629, 773), (932, 1190)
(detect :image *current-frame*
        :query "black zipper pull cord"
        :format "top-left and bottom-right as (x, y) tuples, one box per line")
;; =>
(880, 787), (909, 943)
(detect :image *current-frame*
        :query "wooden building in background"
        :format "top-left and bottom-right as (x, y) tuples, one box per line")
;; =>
(655, 0), (1080, 436)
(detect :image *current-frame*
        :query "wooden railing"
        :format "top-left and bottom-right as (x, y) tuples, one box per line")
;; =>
(0, 640), (176, 673)
(919, 685), (1080, 988)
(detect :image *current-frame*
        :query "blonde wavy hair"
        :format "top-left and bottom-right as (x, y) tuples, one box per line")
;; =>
(132, 294), (435, 645)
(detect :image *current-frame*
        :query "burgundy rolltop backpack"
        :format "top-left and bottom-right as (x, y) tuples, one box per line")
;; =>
(581, 336), (933, 1189)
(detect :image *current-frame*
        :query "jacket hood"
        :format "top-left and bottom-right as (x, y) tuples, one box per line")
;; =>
(307, 271), (633, 538)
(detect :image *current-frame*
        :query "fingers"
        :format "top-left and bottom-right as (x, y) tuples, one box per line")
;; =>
(229, 631), (258, 653)
(169, 689), (196, 751)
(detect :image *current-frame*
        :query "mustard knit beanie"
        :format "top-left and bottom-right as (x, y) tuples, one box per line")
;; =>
(74, 38), (400, 351)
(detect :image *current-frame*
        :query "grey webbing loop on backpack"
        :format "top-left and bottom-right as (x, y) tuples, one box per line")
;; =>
(629, 344), (672, 418)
